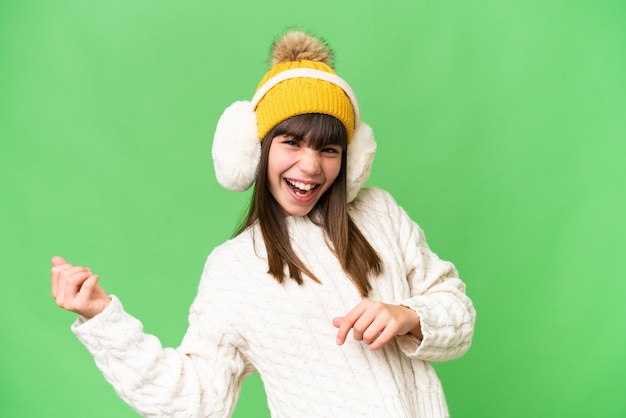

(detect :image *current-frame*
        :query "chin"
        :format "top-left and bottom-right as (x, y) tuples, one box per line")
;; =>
(282, 204), (316, 217)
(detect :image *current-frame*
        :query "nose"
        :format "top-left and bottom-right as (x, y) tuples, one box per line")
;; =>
(298, 148), (322, 176)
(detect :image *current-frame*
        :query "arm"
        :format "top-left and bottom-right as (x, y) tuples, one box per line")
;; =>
(391, 194), (476, 362)
(51, 256), (254, 417)
(334, 189), (475, 360)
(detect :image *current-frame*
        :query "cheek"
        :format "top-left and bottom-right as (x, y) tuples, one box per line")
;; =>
(325, 159), (342, 183)
(266, 160), (281, 191)
(267, 145), (291, 173)
(266, 149), (282, 179)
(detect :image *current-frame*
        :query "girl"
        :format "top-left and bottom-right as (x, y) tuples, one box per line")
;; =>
(51, 30), (475, 417)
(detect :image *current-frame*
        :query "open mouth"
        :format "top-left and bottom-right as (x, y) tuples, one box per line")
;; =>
(285, 179), (319, 197)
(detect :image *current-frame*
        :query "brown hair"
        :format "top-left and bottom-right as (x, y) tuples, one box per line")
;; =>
(235, 113), (382, 297)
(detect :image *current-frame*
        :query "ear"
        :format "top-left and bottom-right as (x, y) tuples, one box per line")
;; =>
(346, 122), (376, 203)
(212, 101), (261, 191)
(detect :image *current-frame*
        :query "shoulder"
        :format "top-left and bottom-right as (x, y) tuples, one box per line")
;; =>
(196, 225), (269, 297)
(349, 187), (424, 242)
(348, 187), (403, 235)
(203, 225), (266, 274)
(349, 187), (402, 218)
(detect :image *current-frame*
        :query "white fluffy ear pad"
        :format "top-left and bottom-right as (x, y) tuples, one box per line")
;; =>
(346, 122), (376, 203)
(212, 101), (261, 191)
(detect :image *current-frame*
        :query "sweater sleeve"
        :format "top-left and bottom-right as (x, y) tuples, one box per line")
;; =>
(370, 189), (476, 362)
(72, 263), (254, 417)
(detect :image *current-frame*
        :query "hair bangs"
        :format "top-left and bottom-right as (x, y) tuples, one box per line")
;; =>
(272, 113), (347, 150)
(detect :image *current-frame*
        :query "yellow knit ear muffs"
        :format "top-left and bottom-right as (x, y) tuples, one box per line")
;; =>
(211, 30), (376, 202)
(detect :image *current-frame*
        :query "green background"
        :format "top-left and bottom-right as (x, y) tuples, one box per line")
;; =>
(2, 1), (625, 417)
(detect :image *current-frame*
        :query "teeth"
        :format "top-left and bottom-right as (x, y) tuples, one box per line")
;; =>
(287, 180), (315, 191)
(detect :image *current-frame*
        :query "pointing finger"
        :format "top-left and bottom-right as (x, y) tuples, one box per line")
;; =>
(335, 302), (367, 345)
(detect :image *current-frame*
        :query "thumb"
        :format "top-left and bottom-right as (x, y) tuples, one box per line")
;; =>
(79, 274), (99, 296)
(332, 317), (344, 328)
(77, 274), (109, 319)
(51, 256), (67, 266)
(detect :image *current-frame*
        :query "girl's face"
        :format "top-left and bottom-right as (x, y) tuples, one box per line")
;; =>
(267, 134), (342, 217)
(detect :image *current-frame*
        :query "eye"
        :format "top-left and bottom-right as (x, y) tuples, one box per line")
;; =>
(280, 138), (299, 147)
(322, 146), (341, 154)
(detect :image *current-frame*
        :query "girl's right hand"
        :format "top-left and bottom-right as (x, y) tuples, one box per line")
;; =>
(51, 256), (111, 319)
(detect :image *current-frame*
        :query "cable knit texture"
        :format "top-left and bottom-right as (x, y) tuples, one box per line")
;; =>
(72, 187), (476, 417)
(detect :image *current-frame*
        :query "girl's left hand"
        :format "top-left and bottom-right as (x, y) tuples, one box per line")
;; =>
(51, 256), (110, 319)
(333, 300), (423, 350)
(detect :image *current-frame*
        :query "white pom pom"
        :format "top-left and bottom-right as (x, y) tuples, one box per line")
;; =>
(212, 101), (260, 191)
(346, 122), (376, 203)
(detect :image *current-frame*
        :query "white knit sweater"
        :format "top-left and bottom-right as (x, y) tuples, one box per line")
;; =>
(72, 187), (475, 418)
